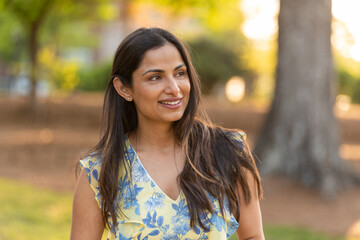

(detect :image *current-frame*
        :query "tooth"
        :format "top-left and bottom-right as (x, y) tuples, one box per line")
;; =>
(161, 100), (180, 105)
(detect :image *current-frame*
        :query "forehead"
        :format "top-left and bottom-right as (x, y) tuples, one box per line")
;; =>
(137, 43), (185, 70)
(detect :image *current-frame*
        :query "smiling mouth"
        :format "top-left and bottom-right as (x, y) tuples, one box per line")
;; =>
(159, 99), (181, 105)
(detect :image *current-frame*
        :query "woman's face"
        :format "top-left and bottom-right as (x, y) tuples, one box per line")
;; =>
(130, 43), (191, 125)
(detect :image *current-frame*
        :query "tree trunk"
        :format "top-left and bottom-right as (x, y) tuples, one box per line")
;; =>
(29, 22), (39, 108)
(254, 0), (360, 197)
(8, 0), (53, 109)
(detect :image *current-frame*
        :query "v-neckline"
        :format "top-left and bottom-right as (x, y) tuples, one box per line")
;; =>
(125, 136), (182, 202)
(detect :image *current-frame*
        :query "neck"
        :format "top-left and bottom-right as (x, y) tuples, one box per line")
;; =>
(132, 120), (176, 150)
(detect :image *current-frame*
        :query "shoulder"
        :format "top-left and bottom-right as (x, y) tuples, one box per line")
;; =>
(79, 153), (103, 188)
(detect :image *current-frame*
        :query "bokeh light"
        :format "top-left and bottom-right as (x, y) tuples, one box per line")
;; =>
(336, 94), (351, 111)
(39, 128), (54, 144)
(240, 0), (279, 42)
(225, 76), (245, 103)
(332, 0), (360, 62)
(346, 219), (360, 239)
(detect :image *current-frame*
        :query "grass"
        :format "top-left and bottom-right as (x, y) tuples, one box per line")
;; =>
(0, 178), (346, 240)
(229, 226), (345, 240)
(0, 178), (72, 240)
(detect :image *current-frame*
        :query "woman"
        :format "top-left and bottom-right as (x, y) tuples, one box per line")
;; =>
(71, 27), (264, 240)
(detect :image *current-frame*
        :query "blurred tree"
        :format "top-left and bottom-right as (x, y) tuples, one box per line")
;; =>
(77, 61), (112, 91)
(38, 46), (80, 91)
(337, 69), (360, 102)
(187, 37), (245, 94)
(0, 10), (25, 64)
(254, 0), (360, 197)
(335, 54), (360, 103)
(142, 0), (243, 34)
(1, 0), (114, 108)
(3, 0), (55, 106)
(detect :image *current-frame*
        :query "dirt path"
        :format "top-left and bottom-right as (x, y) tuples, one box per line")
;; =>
(1, 94), (359, 238)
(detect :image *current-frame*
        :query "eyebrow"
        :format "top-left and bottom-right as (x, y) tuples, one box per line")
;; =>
(141, 64), (186, 76)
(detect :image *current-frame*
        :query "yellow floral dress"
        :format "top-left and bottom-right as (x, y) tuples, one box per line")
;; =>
(80, 133), (245, 240)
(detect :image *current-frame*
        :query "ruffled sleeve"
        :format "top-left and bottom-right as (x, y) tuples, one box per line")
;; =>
(79, 154), (102, 207)
(229, 130), (247, 146)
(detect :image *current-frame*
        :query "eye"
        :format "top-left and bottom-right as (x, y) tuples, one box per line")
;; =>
(175, 70), (187, 78)
(148, 75), (162, 81)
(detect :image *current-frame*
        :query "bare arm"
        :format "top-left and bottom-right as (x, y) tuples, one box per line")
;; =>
(70, 169), (105, 240)
(236, 171), (265, 240)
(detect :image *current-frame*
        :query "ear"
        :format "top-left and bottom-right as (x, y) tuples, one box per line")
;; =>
(113, 77), (133, 101)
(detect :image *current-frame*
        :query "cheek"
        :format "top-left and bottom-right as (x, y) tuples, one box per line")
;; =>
(181, 79), (191, 93)
(182, 82), (191, 106)
(133, 85), (161, 105)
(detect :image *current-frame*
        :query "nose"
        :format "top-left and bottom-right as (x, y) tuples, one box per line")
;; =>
(165, 77), (180, 96)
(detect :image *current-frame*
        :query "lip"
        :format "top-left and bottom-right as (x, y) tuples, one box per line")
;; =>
(158, 97), (183, 109)
(159, 97), (182, 102)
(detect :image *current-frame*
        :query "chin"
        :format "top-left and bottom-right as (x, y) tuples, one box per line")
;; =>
(164, 112), (185, 123)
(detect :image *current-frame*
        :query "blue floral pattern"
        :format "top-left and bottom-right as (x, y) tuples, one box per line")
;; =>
(144, 193), (165, 212)
(79, 133), (244, 239)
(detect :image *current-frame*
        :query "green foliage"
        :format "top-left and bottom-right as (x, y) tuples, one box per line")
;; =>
(228, 225), (344, 240)
(337, 68), (360, 103)
(2, 0), (113, 25)
(198, 0), (244, 34)
(140, 0), (243, 34)
(3, 0), (55, 25)
(0, 0), (112, 54)
(262, 225), (345, 240)
(77, 61), (112, 91)
(38, 45), (81, 91)
(0, 10), (26, 63)
(187, 37), (245, 94)
(0, 0), (114, 96)
(335, 54), (360, 103)
(351, 81), (360, 103)
(41, 15), (99, 49)
(0, 178), (72, 240)
(38, 0), (116, 49)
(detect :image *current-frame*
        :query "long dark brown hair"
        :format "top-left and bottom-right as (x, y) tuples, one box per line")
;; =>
(85, 27), (262, 232)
